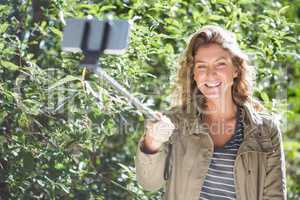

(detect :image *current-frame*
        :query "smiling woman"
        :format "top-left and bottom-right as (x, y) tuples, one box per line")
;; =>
(193, 43), (237, 101)
(135, 25), (287, 200)
(193, 43), (240, 148)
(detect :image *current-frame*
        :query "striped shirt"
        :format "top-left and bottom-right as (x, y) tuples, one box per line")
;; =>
(199, 106), (244, 200)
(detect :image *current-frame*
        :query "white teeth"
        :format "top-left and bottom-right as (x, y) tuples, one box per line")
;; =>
(205, 82), (221, 87)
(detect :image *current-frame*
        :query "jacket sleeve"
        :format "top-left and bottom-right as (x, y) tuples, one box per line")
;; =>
(134, 136), (169, 191)
(263, 118), (287, 200)
(134, 106), (180, 192)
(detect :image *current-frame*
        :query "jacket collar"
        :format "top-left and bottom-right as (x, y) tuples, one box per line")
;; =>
(240, 101), (263, 127)
(187, 101), (262, 136)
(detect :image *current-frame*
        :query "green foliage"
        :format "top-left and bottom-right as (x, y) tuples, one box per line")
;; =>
(0, 0), (299, 199)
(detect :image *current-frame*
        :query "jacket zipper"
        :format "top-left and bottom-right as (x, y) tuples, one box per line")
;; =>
(234, 119), (247, 200)
(234, 151), (245, 200)
(234, 150), (263, 200)
(186, 134), (213, 200)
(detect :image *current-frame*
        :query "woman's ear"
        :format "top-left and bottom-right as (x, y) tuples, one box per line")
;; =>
(233, 68), (238, 78)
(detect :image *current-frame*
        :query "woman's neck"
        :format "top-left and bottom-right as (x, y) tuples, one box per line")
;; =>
(204, 97), (237, 122)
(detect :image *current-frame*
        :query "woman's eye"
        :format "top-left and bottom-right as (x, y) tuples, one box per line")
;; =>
(216, 62), (226, 68)
(197, 65), (206, 69)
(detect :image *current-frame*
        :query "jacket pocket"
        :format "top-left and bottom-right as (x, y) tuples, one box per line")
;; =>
(241, 151), (267, 200)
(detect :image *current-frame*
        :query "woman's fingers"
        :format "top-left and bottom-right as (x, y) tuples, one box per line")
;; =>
(154, 111), (163, 120)
(161, 115), (175, 129)
(143, 111), (176, 149)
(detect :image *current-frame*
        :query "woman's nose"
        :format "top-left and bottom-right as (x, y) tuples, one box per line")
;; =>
(205, 67), (217, 79)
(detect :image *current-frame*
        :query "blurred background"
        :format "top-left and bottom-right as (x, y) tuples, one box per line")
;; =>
(0, 0), (299, 199)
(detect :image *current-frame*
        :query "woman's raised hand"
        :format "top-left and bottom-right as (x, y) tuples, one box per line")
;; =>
(142, 111), (175, 153)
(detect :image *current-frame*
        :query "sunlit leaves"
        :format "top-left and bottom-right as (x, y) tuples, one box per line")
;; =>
(0, 0), (299, 199)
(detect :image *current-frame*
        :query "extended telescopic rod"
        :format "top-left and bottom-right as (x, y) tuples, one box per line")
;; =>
(88, 65), (161, 122)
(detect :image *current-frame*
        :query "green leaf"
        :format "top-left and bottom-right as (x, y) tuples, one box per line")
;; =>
(57, 183), (70, 193)
(278, 5), (290, 15)
(99, 5), (117, 12)
(48, 75), (81, 91)
(260, 91), (270, 104)
(0, 23), (8, 34)
(0, 111), (8, 124)
(0, 135), (6, 146)
(49, 27), (62, 38)
(22, 151), (35, 173)
(55, 163), (65, 170)
(0, 60), (19, 71)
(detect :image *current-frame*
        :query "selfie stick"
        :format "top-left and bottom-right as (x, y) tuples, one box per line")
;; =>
(93, 67), (160, 122)
(62, 18), (160, 122)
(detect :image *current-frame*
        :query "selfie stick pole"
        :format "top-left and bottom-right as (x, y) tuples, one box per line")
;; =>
(89, 65), (161, 122)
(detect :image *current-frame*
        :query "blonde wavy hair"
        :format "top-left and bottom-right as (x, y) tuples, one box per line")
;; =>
(170, 25), (263, 116)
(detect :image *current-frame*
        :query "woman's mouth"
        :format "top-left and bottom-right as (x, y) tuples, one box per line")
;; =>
(204, 82), (222, 88)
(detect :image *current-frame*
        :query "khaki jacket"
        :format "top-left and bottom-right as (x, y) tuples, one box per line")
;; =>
(135, 102), (287, 200)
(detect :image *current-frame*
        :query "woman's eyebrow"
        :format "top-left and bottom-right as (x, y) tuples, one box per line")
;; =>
(194, 56), (227, 63)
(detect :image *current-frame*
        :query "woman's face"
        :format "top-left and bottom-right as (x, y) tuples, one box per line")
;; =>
(193, 43), (237, 100)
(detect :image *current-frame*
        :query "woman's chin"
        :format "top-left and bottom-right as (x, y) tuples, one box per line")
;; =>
(203, 93), (221, 100)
